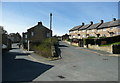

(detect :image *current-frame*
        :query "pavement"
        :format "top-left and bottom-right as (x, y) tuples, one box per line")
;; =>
(2, 44), (54, 82)
(2, 42), (118, 82)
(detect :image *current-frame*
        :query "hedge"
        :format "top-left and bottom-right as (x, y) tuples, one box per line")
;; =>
(83, 35), (120, 46)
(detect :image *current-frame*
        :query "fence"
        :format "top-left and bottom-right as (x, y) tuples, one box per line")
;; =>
(112, 44), (120, 54)
(84, 35), (120, 46)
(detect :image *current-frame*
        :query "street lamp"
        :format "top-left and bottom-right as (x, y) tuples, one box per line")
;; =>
(50, 13), (52, 43)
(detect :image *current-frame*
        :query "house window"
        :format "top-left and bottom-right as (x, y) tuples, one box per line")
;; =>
(97, 29), (100, 32)
(25, 40), (27, 43)
(69, 31), (72, 33)
(87, 30), (89, 33)
(103, 34), (106, 37)
(117, 26), (120, 28)
(31, 32), (34, 36)
(47, 33), (51, 37)
(92, 29), (94, 32)
(116, 32), (120, 35)
(74, 31), (76, 33)
(103, 28), (106, 31)
(82, 35), (85, 38)
(110, 27), (113, 30)
(25, 35), (27, 38)
(86, 34), (89, 37)
(73, 35), (75, 38)
(82, 30), (85, 32)
(110, 33), (113, 37)
(91, 34), (94, 36)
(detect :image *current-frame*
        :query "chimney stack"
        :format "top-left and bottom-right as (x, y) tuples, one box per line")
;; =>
(82, 22), (84, 26)
(100, 20), (104, 23)
(113, 18), (116, 21)
(90, 21), (93, 25)
(38, 21), (42, 25)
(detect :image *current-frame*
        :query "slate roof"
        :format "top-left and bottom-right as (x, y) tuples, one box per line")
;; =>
(27, 23), (50, 31)
(109, 19), (120, 27)
(69, 25), (83, 31)
(87, 23), (101, 30)
(69, 19), (120, 31)
(98, 19), (120, 29)
(79, 24), (91, 30)
(97, 21), (111, 29)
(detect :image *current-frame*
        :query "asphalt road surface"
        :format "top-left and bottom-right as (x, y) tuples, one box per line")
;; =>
(2, 42), (118, 82)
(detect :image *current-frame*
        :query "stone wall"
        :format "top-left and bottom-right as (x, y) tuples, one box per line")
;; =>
(63, 40), (120, 54)
(64, 40), (79, 46)
(64, 40), (71, 44)
(87, 44), (112, 53)
(71, 42), (79, 46)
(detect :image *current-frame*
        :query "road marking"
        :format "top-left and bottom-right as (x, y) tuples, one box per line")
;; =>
(79, 48), (102, 55)
(28, 55), (38, 62)
(28, 55), (54, 65)
(22, 50), (53, 65)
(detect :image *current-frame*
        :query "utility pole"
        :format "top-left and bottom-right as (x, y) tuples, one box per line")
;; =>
(50, 13), (53, 57)
(50, 13), (52, 43)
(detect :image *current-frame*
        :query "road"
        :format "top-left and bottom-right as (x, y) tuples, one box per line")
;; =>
(2, 42), (118, 82)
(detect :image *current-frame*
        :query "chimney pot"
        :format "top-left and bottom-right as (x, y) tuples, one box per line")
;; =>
(38, 22), (42, 25)
(113, 18), (116, 21)
(82, 22), (84, 25)
(90, 21), (93, 24)
(100, 20), (104, 23)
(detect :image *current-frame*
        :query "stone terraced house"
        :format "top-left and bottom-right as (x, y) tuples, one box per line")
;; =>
(69, 18), (120, 39)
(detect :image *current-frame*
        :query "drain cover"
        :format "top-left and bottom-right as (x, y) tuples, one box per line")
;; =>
(103, 58), (108, 60)
(73, 66), (76, 67)
(58, 75), (65, 79)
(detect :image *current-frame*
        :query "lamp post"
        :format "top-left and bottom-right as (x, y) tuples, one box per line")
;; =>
(50, 13), (53, 57)
(28, 40), (29, 51)
(50, 13), (52, 43)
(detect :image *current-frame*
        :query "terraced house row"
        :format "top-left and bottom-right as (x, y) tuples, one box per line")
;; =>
(69, 18), (120, 39)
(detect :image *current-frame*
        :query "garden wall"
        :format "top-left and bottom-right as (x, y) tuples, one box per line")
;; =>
(87, 44), (112, 53)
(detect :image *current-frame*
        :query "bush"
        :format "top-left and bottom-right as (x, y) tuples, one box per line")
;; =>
(66, 39), (72, 42)
(83, 38), (95, 45)
(83, 35), (120, 46)
(33, 37), (58, 58)
(87, 36), (96, 39)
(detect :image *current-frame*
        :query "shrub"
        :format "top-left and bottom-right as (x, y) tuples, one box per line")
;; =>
(66, 39), (72, 42)
(87, 36), (96, 39)
(33, 37), (58, 58)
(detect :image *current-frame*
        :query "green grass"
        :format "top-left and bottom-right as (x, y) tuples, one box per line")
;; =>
(66, 39), (72, 42)
(100, 42), (120, 46)
(87, 36), (96, 39)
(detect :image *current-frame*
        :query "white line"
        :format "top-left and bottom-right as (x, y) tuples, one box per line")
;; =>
(28, 55), (54, 65)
